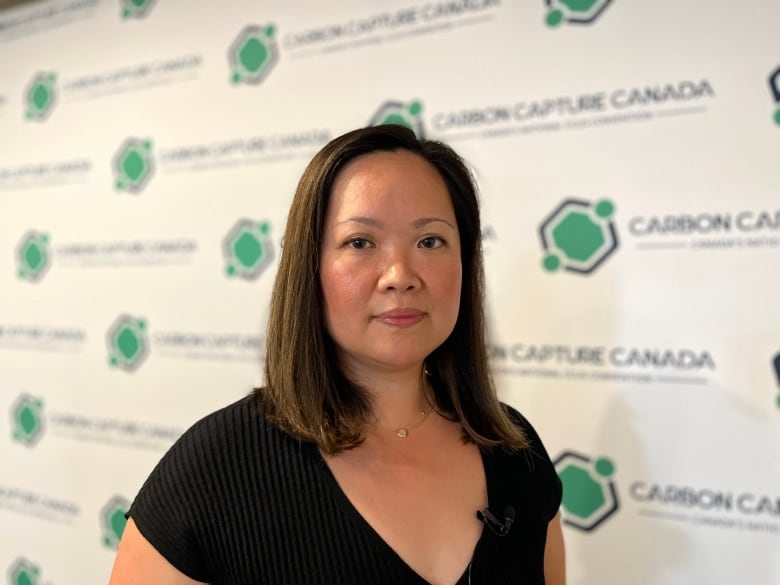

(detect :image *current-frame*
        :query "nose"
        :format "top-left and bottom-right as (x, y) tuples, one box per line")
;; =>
(378, 252), (420, 292)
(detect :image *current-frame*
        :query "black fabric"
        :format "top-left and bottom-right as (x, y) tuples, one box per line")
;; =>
(129, 395), (562, 584)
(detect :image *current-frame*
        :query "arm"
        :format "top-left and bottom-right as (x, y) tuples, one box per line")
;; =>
(108, 518), (207, 585)
(544, 512), (566, 585)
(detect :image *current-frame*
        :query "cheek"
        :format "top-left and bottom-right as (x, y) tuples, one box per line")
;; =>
(321, 261), (367, 319)
(432, 259), (463, 313)
(449, 264), (464, 311)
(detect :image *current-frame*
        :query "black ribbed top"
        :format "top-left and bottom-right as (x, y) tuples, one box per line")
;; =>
(129, 395), (561, 584)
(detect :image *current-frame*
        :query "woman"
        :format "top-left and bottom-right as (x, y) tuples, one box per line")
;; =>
(109, 125), (565, 585)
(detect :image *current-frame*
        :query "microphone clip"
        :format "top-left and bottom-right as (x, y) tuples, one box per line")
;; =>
(476, 506), (515, 537)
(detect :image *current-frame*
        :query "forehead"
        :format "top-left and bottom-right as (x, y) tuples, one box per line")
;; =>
(327, 149), (454, 218)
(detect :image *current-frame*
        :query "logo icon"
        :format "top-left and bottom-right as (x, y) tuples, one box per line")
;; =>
(554, 451), (618, 531)
(10, 393), (45, 447)
(773, 352), (780, 409)
(101, 495), (131, 549)
(107, 315), (149, 372)
(24, 72), (57, 120)
(229, 25), (279, 85)
(7, 558), (41, 585)
(545, 0), (613, 27)
(769, 66), (780, 126)
(113, 138), (154, 193)
(223, 220), (274, 280)
(368, 100), (425, 137)
(16, 231), (50, 282)
(121, 0), (156, 19)
(540, 198), (618, 275)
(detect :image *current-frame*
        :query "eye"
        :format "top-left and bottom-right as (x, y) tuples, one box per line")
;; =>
(346, 237), (373, 250)
(418, 236), (444, 249)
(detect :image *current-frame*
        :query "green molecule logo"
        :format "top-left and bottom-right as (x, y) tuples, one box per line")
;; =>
(540, 198), (618, 275)
(16, 231), (50, 282)
(229, 24), (279, 85)
(368, 100), (425, 138)
(7, 558), (42, 585)
(101, 495), (131, 549)
(113, 138), (154, 193)
(120, 0), (156, 19)
(769, 66), (780, 126)
(24, 72), (57, 121)
(10, 393), (45, 447)
(223, 219), (275, 280)
(773, 352), (780, 409)
(545, 0), (613, 27)
(107, 315), (149, 372)
(554, 451), (619, 531)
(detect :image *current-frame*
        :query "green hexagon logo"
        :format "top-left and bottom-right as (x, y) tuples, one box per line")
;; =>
(540, 198), (618, 275)
(121, 0), (156, 19)
(7, 558), (41, 585)
(107, 315), (149, 372)
(769, 66), (780, 126)
(101, 495), (131, 549)
(554, 451), (619, 531)
(223, 219), (274, 280)
(545, 0), (613, 27)
(113, 138), (155, 193)
(368, 100), (425, 138)
(24, 72), (57, 121)
(15, 231), (50, 282)
(229, 24), (279, 85)
(10, 393), (45, 447)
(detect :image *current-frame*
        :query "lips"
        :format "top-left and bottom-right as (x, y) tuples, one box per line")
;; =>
(375, 308), (425, 327)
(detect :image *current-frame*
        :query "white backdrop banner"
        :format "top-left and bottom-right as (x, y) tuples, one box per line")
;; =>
(1, 1), (778, 584)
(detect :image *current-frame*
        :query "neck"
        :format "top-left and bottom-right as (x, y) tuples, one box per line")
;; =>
(344, 362), (432, 436)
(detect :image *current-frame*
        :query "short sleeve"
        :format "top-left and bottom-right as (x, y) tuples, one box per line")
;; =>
(128, 416), (213, 582)
(502, 403), (563, 522)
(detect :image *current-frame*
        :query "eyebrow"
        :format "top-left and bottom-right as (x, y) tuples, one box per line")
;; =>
(337, 216), (456, 229)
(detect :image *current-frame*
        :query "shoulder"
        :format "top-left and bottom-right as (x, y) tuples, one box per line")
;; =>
(129, 393), (285, 529)
(491, 403), (562, 521)
(500, 402), (550, 457)
(180, 392), (265, 442)
(130, 394), (266, 507)
(152, 393), (298, 478)
(127, 394), (303, 580)
(148, 395), (250, 472)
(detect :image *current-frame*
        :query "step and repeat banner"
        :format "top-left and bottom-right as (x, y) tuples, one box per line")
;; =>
(1, 0), (778, 583)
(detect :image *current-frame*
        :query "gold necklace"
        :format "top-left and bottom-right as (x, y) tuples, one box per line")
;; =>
(395, 404), (432, 438)
(391, 368), (434, 438)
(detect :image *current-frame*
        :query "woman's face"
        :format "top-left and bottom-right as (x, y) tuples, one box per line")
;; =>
(319, 149), (462, 379)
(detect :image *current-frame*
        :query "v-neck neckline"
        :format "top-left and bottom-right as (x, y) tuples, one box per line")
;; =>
(311, 443), (495, 585)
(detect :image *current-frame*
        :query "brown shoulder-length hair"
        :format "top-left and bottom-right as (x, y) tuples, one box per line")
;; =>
(258, 125), (527, 454)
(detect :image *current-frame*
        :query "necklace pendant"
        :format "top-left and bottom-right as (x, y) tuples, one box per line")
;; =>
(396, 428), (409, 438)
